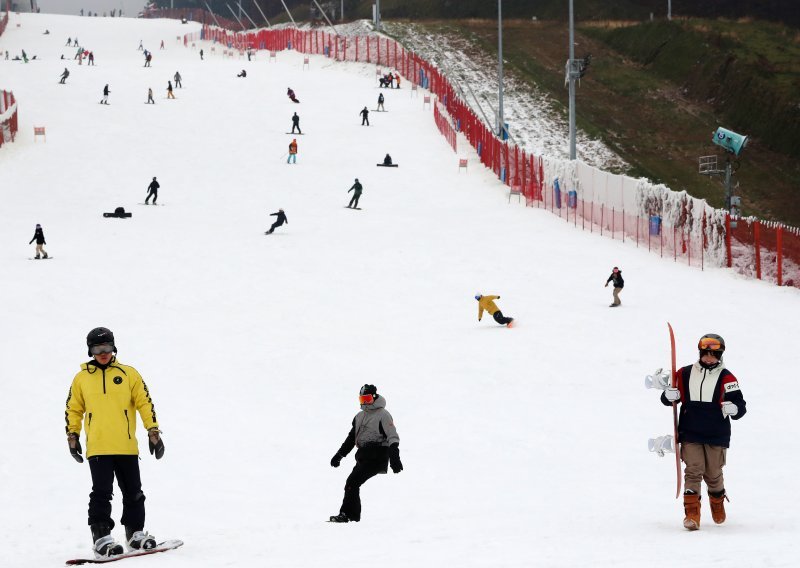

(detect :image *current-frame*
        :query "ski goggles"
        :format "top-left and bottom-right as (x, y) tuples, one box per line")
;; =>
(90, 344), (114, 355)
(697, 337), (723, 351)
(358, 394), (375, 405)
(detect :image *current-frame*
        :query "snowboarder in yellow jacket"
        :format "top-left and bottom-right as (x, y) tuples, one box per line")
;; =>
(65, 327), (164, 559)
(476, 294), (514, 327)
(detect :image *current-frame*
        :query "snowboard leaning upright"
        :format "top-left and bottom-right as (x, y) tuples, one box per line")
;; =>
(667, 322), (682, 498)
(65, 540), (183, 565)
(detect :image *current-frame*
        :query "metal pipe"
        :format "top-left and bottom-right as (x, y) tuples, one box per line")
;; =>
(204, 1), (222, 28)
(311, 0), (339, 36)
(236, 2), (258, 29)
(278, 0), (297, 28)
(225, 3), (247, 30)
(568, 0), (576, 160)
(252, 1), (272, 28)
(497, 0), (505, 139)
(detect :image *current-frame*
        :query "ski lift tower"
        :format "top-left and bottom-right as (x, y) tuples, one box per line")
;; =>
(699, 126), (749, 224)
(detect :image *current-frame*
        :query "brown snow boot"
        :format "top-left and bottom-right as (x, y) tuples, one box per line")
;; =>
(683, 491), (701, 530)
(709, 490), (728, 524)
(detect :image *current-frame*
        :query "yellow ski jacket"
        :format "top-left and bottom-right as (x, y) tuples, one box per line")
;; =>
(65, 358), (159, 458)
(478, 295), (501, 320)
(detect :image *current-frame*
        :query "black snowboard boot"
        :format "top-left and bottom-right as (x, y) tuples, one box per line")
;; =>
(126, 526), (157, 550)
(329, 512), (350, 523)
(91, 523), (124, 558)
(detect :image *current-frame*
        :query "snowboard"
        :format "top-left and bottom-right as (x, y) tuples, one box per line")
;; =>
(667, 322), (682, 499)
(103, 213), (132, 218)
(374, 109), (388, 112)
(285, 132), (304, 135)
(376, 164), (399, 167)
(345, 206), (362, 210)
(137, 203), (164, 206)
(28, 257), (53, 260)
(66, 540), (183, 565)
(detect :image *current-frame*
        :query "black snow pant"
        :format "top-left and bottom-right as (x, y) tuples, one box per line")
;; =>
(348, 193), (361, 208)
(291, 124), (301, 134)
(88, 455), (146, 531)
(340, 458), (386, 522)
(361, 116), (369, 126)
(493, 310), (513, 325)
(267, 221), (283, 234)
(145, 190), (157, 204)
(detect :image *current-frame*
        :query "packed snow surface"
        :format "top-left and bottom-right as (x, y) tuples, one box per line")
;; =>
(1, 12), (798, 568)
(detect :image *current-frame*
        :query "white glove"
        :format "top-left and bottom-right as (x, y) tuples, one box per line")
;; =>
(664, 388), (680, 402)
(722, 401), (738, 417)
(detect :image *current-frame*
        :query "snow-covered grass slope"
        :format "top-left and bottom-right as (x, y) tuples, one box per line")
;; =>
(1, 12), (798, 568)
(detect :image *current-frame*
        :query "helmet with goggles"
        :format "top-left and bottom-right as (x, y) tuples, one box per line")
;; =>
(87, 327), (116, 357)
(698, 333), (725, 358)
(359, 384), (378, 405)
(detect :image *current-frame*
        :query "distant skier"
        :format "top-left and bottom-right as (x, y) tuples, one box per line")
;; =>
(291, 112), (301, 134)
(138, 39), (143, 51)
(236, 69), (247, 78)
(328, 384), (402, 523)
(475, 294), (514, 327)
(167, 81), (175, 99)
(65, 327), (165, 558)
(287, 139), (298, 164)
(146, 88), (154, 104)
(160, 39), (165, 50)
(377, 92), (385, 111)
(265, 209), (288, 234)
(144, 52), (152, 67)
(394, 72), (401, 88)
(605, 266), (624, 307)
(287, 87), (299, 103)
(145, 177), (159, 204)
(199, 48), (204, 60)
(29, 223), (48, 259)
(360, 106), (369, 126)
(174, 71), (182, 88)
(59, 67), (70, 84)
(66, 37), (72, 46)
(659, 334), (747, 531)
(346, 178), (363, 209)
(100, 84), (110, 105)
(382, 154), (393, 166)
(87, 51), (94, 65)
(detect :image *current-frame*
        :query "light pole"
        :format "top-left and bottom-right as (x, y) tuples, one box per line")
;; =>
(497, 0), (505, 138)
(375, 0), (381, 32)
(568, 0), (577, 160)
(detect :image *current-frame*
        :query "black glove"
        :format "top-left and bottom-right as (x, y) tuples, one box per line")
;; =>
(330, 453), (343, 468)
(389, 444), (403, 474)
(67, 433), (84, 463)
(148, 428), (165, 459)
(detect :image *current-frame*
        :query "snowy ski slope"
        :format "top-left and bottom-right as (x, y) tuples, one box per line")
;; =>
(1, 12), (798, 568)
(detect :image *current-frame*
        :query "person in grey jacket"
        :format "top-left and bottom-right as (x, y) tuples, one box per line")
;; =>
(329, 384), (402, 522)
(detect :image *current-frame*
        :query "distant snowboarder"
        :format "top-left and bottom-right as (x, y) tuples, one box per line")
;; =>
(146, 88), (154, 104)
(236, 69), (247, 78)
(167, 80), (175, 99)
(287, 139), (298, 164)
(347, 178), (363, 209)
(144, 52), (152, 67)
(475, 294), (514, 327)
(174, 71), (182, 88)
(100, 84), (110, 104)
(605, 266), (624, 307)
(377, 92), (385, 111)
(328, 384), (402, 523)
(265, 209), (288, 234)
(29, 224), (48, 259)
(138, 39), (143, 51)
(360, 106), (369, 126)
(199, 49), (204, 60)
(87, 51), (94, 65)
(287, 87), (299, 103)
(59, 67), (70, 84)
(291, 112), (301, 134)
(145, 177), (160, 204)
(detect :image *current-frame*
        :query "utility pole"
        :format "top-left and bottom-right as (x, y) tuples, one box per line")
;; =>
(668, 0), (672, 21)
(341, 0), (344, 21)
(567, 0), (576, 160)
(375, 0), (381, 32)
(497, 0), (505, 138)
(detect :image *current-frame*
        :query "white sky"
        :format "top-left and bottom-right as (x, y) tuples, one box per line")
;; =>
(34, 0), (148, 16)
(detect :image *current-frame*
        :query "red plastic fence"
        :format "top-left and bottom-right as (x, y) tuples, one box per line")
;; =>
(0, 89), (19, 148)
(179, 21), (800, 289)
(0, 10), (8, 37)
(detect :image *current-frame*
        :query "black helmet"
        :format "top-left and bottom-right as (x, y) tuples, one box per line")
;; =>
(360, 384), (377, 396)
(87, 327), (116, 356)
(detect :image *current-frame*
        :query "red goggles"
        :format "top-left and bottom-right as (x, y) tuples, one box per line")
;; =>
(698, 337), (723, 351)
(358, 394), (375, 405)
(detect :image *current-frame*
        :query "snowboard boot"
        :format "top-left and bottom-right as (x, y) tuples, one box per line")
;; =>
(126, 526), (157, 551)
(43, 252), (48, 259)
(683, 491), (701, 531)
(91, 524), (124, 558)
(708, 490), (728, 524)
(328, 512), (351, 523)
(34, 254), (41, 259)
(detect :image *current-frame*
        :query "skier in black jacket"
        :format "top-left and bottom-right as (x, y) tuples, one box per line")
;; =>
(29, 224), (48, 258)
(605, 266), (624, 307)
(265, 209), (287, 234)
(360, 106), (369, 126)
(329, 385), (402, 523)
(145, 177), (160, 204)
(290, 112), (301, 134)
(660, 333), (746, 531)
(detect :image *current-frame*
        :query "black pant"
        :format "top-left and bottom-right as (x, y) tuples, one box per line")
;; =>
(88, 455), (146, 531)
(175, 80), (181, 88)
(493, 310), (512, 325)
(267, 221), (282, 233)
(361, 116), (369, 125)
(291, 124), (301, 133)
(340, 459), (386, 522)
(348, 194), (361, 208)
(145, 190), (157, 204)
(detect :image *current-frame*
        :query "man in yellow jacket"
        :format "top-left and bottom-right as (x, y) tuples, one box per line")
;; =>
(65, 327), (165, 559)
(476, 294), (514, 327)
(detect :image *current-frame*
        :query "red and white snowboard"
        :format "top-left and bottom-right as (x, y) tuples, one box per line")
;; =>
(667, 322), (682, 499)
(65, 540), (183, 565)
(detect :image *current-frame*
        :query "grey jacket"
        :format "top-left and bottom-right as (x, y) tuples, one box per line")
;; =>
(336, 396), (399, 459)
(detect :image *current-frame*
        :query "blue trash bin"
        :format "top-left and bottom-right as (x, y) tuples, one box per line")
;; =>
(501, 167), (507, 183)
(649, 215), (661, 236)
(287, 40), (292, 49)
(324, 45), (330, 56)
(553, 178), (562, 209)
(501, 122), (509, 141)
(568, 190), (577, 208)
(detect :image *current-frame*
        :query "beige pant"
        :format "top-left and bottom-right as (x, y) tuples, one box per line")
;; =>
(681, 442), (726, 494)
(612, 287), (622, 305)
(35, 244), (47, 256)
